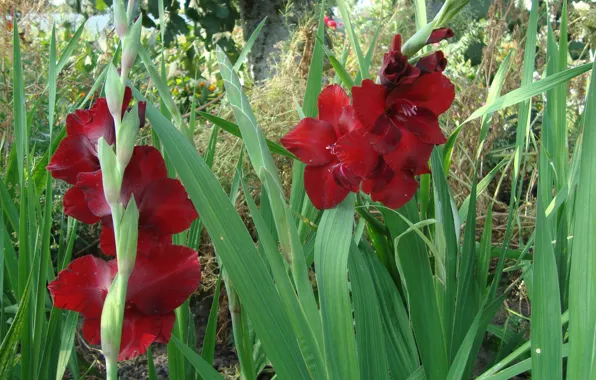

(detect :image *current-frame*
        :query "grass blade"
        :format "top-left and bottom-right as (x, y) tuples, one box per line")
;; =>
(172, 336), (224, 380)
(336, 0), (367, 82)
(55, 311), (78, 380)
(201, 272), (222, 364)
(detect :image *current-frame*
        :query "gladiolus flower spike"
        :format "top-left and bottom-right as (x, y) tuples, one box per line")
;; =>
(281, 33), (455, 210)
(47, 90), (201, 361)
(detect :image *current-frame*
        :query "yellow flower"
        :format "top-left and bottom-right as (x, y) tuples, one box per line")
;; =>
(208, 84), (216, 92)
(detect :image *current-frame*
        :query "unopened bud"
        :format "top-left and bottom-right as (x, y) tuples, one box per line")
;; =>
(114, 0), (127, 38)
(116, 197), (139, 277)
(105, 65), (125, 121)
(100, 274), (125, 365)
(97, 138), (121, 208)
(122, 16), (142, 71)
(116, 105), (140, 169)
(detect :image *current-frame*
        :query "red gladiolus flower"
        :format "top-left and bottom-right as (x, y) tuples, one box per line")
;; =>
(47, 87), (146, 184)
(48, 243), (201, 360)
(64, 146), (197, 255)
(426, 28), (454, 44)
(379, 34), (421, 88)
(352, 72), (454, 156)
(281, 85), (380, 209)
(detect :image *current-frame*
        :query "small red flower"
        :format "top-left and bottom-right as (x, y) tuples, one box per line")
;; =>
(48, 243), (201, 360)
(426, 28), (454, 44)
(47, 87), (145, 184)
(64, 146), (198, 255)
(326, 20), (337, 29)
(281, 85), (380, 209)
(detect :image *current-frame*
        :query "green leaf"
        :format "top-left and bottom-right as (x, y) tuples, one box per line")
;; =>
(336, 0), (368, 82)
(233, 17), (267, 72)
(0, 274), (32, 379)
(387, 199), (448, 380)
(171, 336), (224, 380)
(531, 179), (563, 379)
(430, 148), (459, 358)
(315, 194), (359, 380)
(566, 53), (596, 380)
(55, 312), (78, 380)
(135, 88), (311, 379)
(57, 21), (86, 73)
(465, 62), (591, 124)
(349, 244), (389, 380)
(458, 158), (507, 221)
(198, 112), (296, 159)
(360, 241), (419, 379)
(201, 273), (222, 365)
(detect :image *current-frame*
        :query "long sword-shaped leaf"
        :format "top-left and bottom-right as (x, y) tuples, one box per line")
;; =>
(316, 195), (358, 380)
(567, 54), (596, 380)
(135, 88), (311, 379)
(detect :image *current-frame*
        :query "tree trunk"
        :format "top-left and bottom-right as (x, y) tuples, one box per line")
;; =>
(238, 0), (315, 81)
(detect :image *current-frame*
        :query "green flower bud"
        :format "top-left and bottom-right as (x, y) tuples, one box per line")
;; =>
(105, 65), (125, 121)
(116, 104), (140, 169)
(97, 138), (122, 208)
(114, 0), (127, 38)
(100, 274), (126, 368)
(122, 16), (142, 71)
(116, 197), (139, 277)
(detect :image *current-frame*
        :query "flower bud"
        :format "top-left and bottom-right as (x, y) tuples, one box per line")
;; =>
(114, 0), (127, 38)
(97, 138), (122, 208)
(105, 65), (125, 121)
(100, 274), (125, 366)
(122, 16), (142, 71)
(116, 197), (138, 277)
(116, 104), (140, 169)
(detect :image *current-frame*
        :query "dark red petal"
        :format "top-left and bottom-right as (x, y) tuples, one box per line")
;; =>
(138, 178), (197, 235)
(82, 317), (101, 345)
(398, 108), (446, 145)
(304, 162), (351, 210)
(138, 101), (147, 129)
(416, 51), (447, 73)
(48, 255), (115, 317)
(334, 130), (380, 178)
(118, 308), (162, 361)
(77, 170), (111, 218)
(352, 80), (387, 131)
(364, 114), (402, 155)
(280, 118), (337, 166)
(365, 169), (419, 209)
(63, 186), (101, 224)
(126, 244), (201, 315)
(100, 224), (171, 257)
(337, 105), (365, 136)
(383, 129), (434, 175)
(387, 72), (455, 116)
(66, 98), (116, 146)
(317, 84), (350, 128)
(154, 312), (176, 343)
(427, 28), (454, 44)
(122, 87), (133, 116)
(390, 34), (402, 53)
(331, 164), (361, 193)
(121, 146), (169, 203)
(47, 135), (99, 184)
